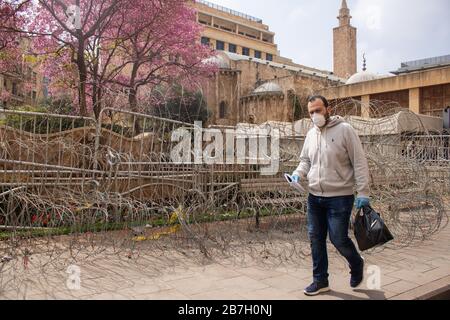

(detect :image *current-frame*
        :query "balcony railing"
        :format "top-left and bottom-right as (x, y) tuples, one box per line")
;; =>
(196, 0), (263, 24)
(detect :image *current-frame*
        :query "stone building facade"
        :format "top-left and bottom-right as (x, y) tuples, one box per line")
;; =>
(200, 0), (450, 124)
(192, 0), (307, 67)
(0, 40), (46, 109)
(0, 66), (45, 109)
(319, 61), (450, 119)
(202, 51), (343, 126)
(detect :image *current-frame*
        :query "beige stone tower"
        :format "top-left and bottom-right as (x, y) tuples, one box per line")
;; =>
(333, 0), (357, 79)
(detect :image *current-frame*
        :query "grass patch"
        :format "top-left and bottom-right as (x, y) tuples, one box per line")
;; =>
(0, 206), (301, 241)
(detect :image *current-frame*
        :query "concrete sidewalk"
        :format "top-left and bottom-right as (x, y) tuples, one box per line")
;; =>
(1, 220), (449, 300)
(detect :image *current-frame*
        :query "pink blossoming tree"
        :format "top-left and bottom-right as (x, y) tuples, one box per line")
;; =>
(1, 0), (215, 118)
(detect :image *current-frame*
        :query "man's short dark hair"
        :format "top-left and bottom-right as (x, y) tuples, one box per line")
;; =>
(308, 95), (329, 108)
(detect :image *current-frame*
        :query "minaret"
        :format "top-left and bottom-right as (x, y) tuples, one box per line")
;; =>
(333, 0), (357, 79)
(338, 0), (351, 26)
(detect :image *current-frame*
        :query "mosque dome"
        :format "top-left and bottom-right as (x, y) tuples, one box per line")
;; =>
(346, 70), (379, 84)
(253, 82), (283, 95)
(346, 53), (380, 84)
(202, 54), (230, 69)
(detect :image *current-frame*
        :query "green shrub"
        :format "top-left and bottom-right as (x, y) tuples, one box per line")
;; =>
(1, 105), (89, 134)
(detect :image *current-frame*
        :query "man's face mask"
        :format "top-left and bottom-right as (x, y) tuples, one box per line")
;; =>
(312, 112), (327, 128)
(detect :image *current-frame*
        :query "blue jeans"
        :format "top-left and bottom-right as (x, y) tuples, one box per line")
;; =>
(307, 194), (363, 283)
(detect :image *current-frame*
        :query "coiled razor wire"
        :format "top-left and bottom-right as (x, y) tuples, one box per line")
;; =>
(0, 95), (449, 297)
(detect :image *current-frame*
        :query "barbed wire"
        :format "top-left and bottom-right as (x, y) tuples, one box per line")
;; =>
(0, 95), (449, 297)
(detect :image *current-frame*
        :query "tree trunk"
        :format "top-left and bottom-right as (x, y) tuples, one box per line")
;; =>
(92, 53), (101, 120)
(92, 83), (102, 120)
(128, 87), (141, 134)
(128, 60), (141, 134)
(76, 36), (88, 116)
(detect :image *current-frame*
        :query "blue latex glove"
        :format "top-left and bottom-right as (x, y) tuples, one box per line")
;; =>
(291, 174), (300, 183)
(355, 197), (370, 209)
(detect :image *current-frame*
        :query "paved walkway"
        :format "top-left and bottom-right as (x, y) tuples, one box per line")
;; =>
(1, 216), (449, 300)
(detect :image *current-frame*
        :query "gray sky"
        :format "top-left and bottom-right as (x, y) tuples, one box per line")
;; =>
(209, 0), (450, 75)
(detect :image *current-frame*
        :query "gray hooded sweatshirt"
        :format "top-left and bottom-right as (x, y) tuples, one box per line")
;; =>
(293, 116), (370, 198)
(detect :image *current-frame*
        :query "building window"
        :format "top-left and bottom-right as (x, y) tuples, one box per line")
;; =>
(420, 84), (450, 117)
(12, 82), (18, 96)
(242, 47), (250, 56)
(216, 40), (225, 51)
(220, 26), (233, 32)
(219, 101), (227, 119)
(254, 51), (262, 59)
(228, 43), (237, 53)
(266, 53), (273, 61)
(32, 91), (37, 101)
(201, 37), (210, 46)
(32, 72), (37, 84)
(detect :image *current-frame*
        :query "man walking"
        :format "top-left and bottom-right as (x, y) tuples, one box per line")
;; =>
(292, 95), (371, 296)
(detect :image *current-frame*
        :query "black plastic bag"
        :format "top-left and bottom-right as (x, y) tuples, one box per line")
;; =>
(353, 205), (394, 251)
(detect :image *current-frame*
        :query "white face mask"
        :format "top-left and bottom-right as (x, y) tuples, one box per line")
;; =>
(312, 113), (327, 128)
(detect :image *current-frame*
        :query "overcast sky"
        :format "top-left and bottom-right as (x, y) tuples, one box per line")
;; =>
(209, 0), (450, 75)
